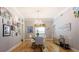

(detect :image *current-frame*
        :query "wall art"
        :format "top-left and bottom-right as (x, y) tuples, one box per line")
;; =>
(3, 24), (11, 36)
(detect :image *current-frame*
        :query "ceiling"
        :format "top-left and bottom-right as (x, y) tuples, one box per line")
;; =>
(12, 7), (67, 18)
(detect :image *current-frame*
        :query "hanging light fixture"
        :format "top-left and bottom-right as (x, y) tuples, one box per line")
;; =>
(34, 9), (43, 24)
(34, 9), (46, 27)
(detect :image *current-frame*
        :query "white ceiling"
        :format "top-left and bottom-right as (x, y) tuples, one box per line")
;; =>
(13, 7), (67, 18)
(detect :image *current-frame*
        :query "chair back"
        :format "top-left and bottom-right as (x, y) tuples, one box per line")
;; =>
(35, 37), (43, 45)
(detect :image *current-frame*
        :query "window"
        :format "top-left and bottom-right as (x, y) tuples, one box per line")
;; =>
(35, 27), (45, 37)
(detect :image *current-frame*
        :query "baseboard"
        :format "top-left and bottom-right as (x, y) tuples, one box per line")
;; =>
(71, 47), (79, 52)
(7, 42), (22, 52)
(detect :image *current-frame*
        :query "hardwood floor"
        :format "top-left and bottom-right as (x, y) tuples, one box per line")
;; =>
(12, 39), (73, 52)
(45, 40), (73, 52)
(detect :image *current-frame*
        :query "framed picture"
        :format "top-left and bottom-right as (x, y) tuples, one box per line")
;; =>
(27, 26), (33, 33)
(11, 25), (15, 31)
(73, 7), (79, 17)
(3, 24), (11, 36)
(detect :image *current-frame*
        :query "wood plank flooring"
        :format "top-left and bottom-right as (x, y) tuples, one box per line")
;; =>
(12, 40), (73, 52)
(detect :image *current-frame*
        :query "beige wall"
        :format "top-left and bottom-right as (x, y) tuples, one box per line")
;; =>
(53, 8), (79, 50)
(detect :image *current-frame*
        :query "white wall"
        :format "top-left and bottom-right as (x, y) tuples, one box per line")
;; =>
(25, 18), (53, 40)
(53, 8), (79, 50)
(0, 8), (25, 52)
